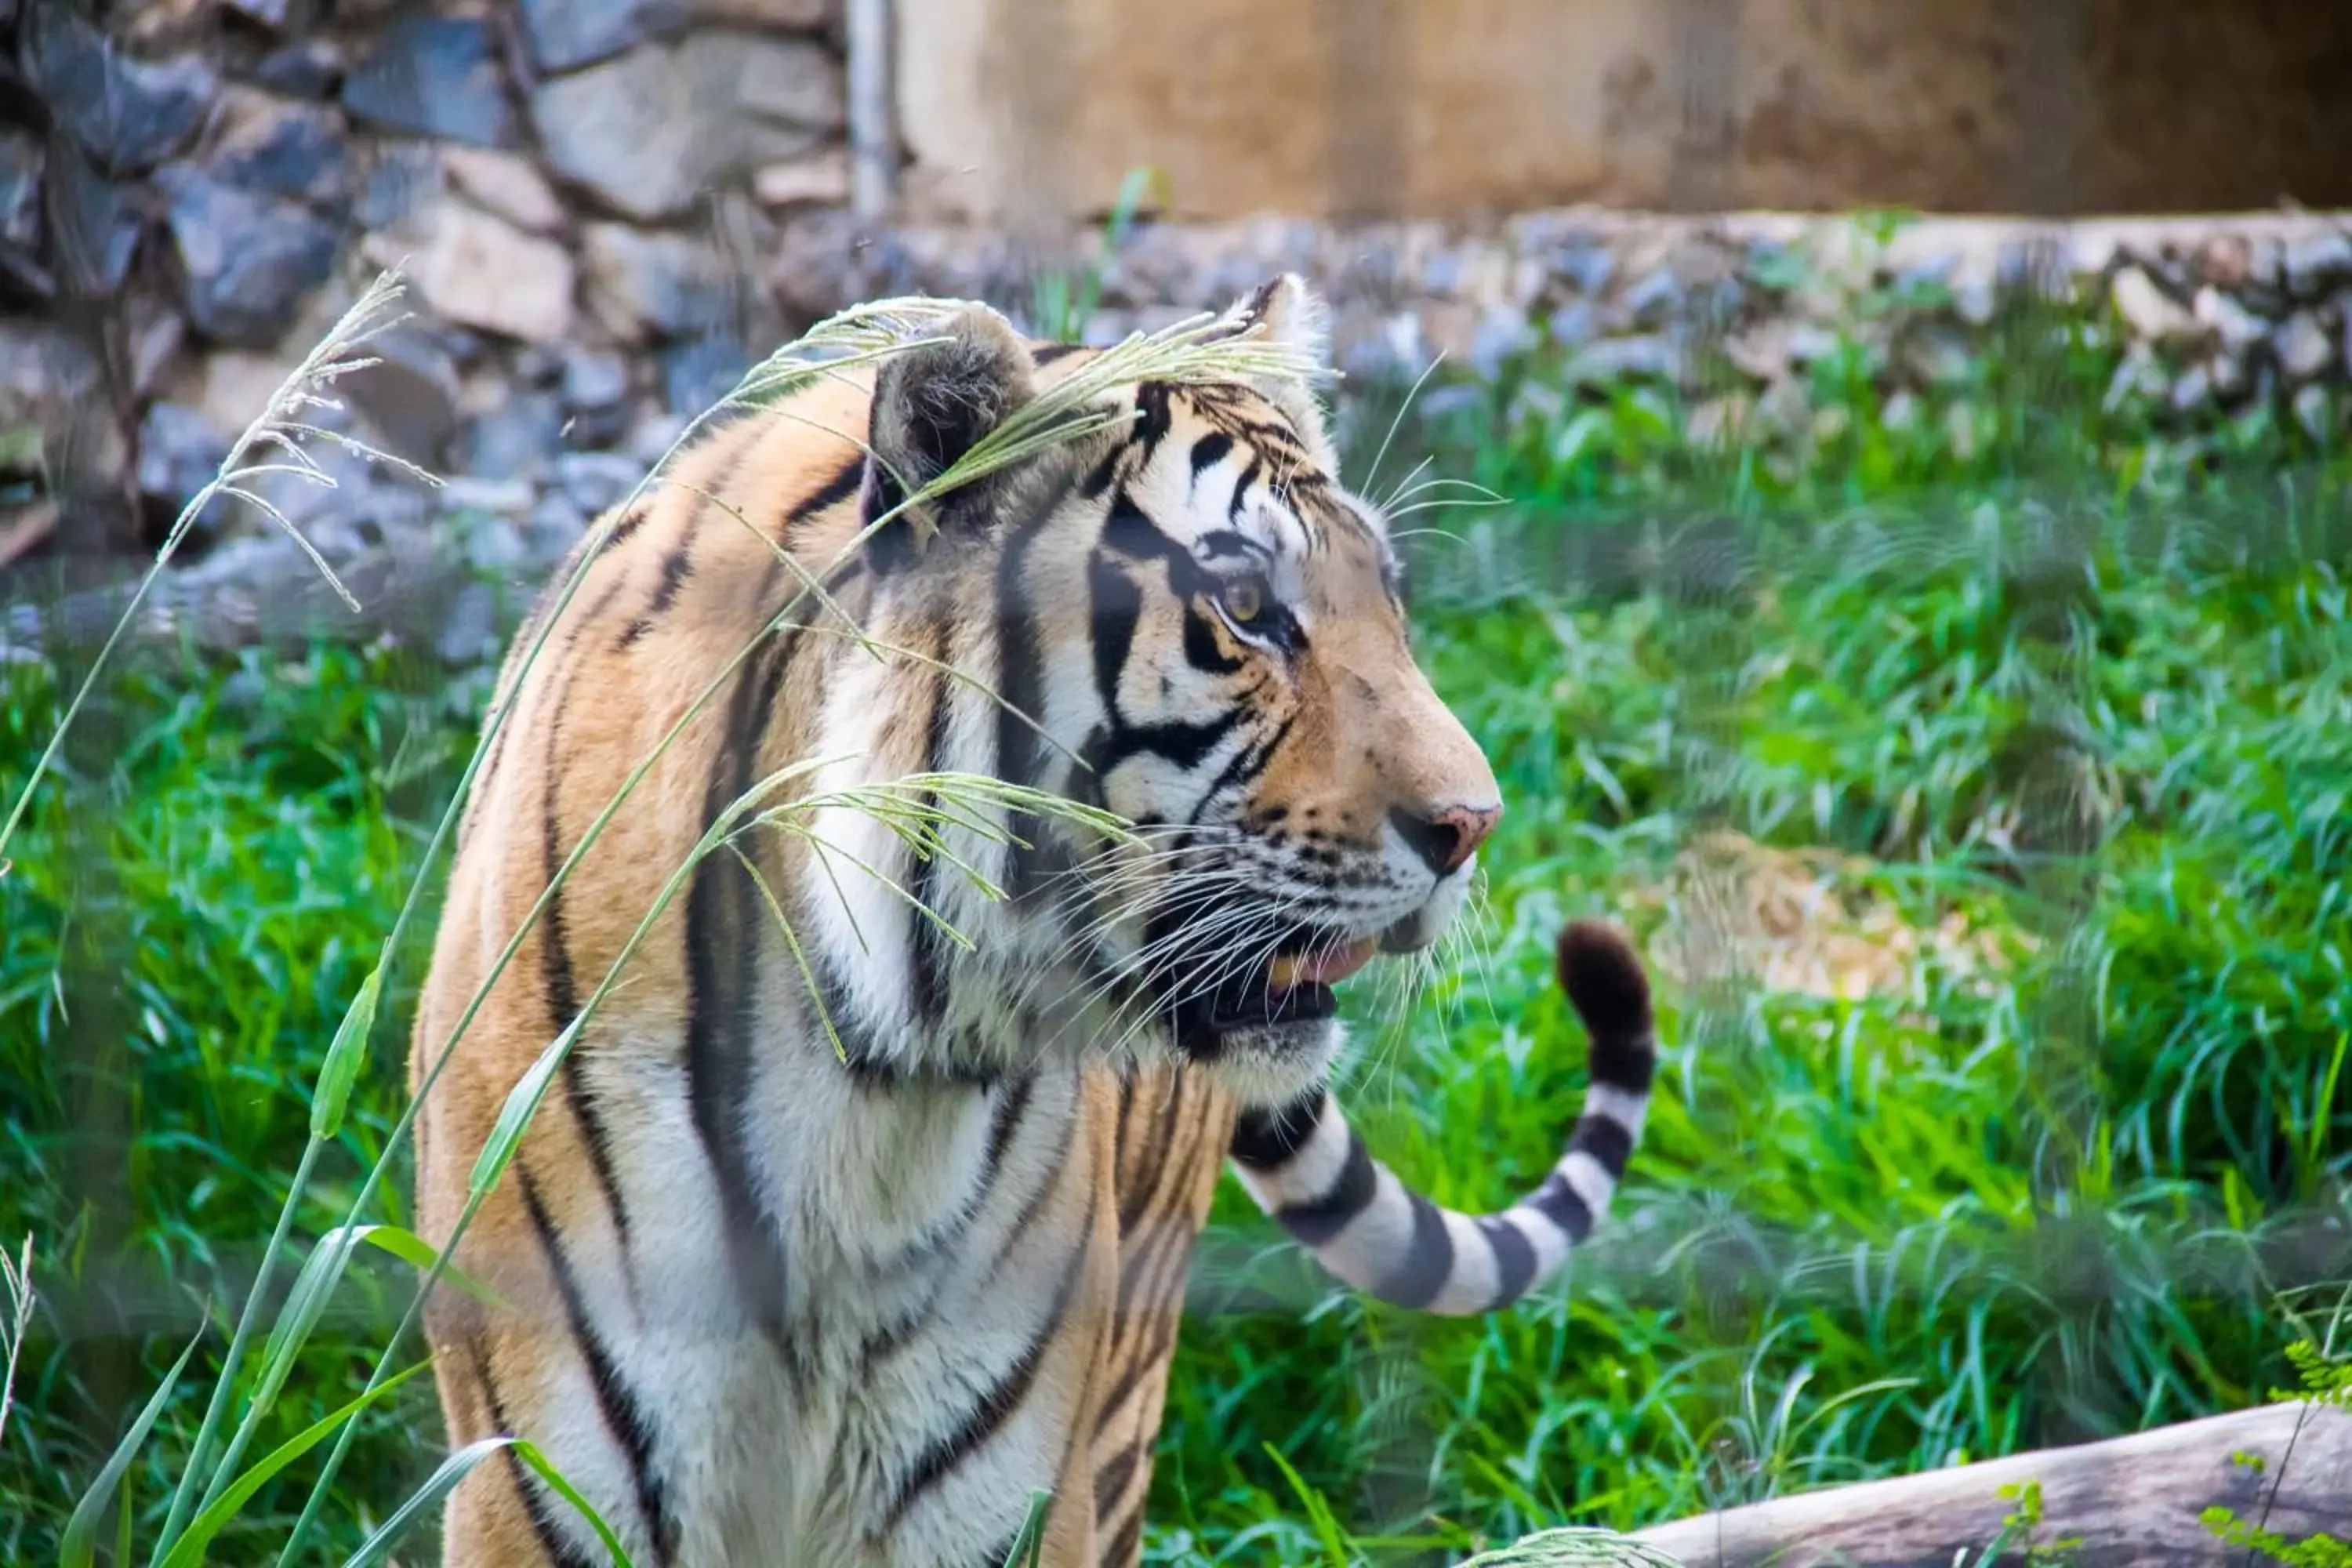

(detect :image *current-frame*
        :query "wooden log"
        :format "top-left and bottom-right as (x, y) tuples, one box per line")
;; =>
(1632, 1400), (2352, 1567)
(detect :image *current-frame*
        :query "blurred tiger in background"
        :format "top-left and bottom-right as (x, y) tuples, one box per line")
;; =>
(408, 274), (1659, 1566)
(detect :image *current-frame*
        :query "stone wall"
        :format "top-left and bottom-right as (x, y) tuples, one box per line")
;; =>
(2, 2), (2350, 666)
(781, 206), (2352, 444)
(2, 0), (850, 578)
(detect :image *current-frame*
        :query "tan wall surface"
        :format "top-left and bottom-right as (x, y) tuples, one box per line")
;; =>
(893, 0), (2352, 224)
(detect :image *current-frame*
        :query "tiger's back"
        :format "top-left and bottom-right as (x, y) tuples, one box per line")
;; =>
(409, 281), (1658, 1566)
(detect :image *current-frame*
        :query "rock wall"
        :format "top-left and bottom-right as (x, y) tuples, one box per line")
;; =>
(782, 206), (2352, 445)
(1, 0), (850, 578)
(1, 2), (2349, 666)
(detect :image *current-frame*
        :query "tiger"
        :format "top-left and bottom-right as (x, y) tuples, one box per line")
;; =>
(406, 274), (1659, 1567)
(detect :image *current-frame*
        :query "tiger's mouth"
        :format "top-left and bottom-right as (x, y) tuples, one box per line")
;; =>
(1200, 931), (1379, 1033)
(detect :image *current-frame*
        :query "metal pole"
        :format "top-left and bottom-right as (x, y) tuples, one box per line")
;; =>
(847, 0), (895, 218)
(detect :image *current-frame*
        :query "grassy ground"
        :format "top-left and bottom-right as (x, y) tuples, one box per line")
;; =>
(2, 299), (2349, 1563)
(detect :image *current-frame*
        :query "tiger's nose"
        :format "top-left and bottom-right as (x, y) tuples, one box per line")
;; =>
(1388, 802), (1501, 877)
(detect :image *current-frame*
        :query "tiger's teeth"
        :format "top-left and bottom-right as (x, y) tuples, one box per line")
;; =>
(1268, 956), (1301, 990)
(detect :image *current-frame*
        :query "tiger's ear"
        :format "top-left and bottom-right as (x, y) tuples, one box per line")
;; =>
(862, 303), (1038, 571)
(1222, 274), (1338, 470)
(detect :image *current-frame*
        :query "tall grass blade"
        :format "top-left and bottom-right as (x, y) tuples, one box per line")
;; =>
(339, 1436), (636, 1568)
(63, 1327), (203, 1568)
(158, 1360), (433, 1568)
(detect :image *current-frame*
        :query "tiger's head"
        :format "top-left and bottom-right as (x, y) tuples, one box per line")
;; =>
(856, 275), (1498, 1103)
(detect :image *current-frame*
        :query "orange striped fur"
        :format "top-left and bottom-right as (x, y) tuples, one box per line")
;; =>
(408, 278), (1657, 1566)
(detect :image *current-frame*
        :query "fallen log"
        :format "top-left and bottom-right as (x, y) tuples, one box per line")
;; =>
(1630, 1399), (2352, 1567)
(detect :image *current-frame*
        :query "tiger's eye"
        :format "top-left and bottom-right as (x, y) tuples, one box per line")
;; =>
(1221, 578), (1267, 624)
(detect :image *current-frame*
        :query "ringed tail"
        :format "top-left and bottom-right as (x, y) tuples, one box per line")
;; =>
(1228, 919), (1657, 1316)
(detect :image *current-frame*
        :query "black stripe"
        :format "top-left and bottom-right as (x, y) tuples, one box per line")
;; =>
(681, 589), (811, 1352)
(1103, 1508), (1143, 1568)
(476, 1345), (598, 1568)
(1189, 713), (1290, 824)
(1089, 1214), (1195, 1439)
(539, 677), (633, 1258)
(518, 1168), (675, 1564)
(1093, 1434), (1145, 1523)
(600, 506), (648, 552)
(1131, 382), (1173, 454)
(1272, 1131), (1377, 1247)
(982, 1073), (1038, 1181)
(863, 1078), (1061, 1370)
(907, 636), (955, 1030)
(647, 540), (694, 619)
(1087, 549), (1142, 724)
(1477, 1215), (1539, 1305)
(1117, 1078), (1192, 1236)
(1181, 603), (1242, 675)
(1375, 1191), (1455, 1309)
(800, 452), (869, 530)
(1030, 342), (1083, 365)
(992, 498), (1059, 904)
(1229, 459), (1260, 521)
(1229, 1087), (1326, 1169)
(1570, 1110), (1636, 1180)
(884, 1226), (1091, 1526)
(1529, 1168), (1595, 1243)
(1098, 710), (1245, 773)
(1188, 431), (1233, 477)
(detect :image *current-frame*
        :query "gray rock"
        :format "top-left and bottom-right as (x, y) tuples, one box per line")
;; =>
(352, 140), (439, 230)
(557, 450), (647, 514)
(1544, 300), (1597, 346)
(1552, 242), (1615, 296)
(24, 7), (217, 173)
(1469, 307), (1534, 379)
(2168, 364), (2212, 415)
(2292, 383), (2333, 444)
(441, 477), (538, 520)
(368, 194), (577, 343)
(0, 129), (43, 252)
(44, 140), (142, 296)
(1901, 324), (1976, 388)
(1570, 334), (1677, 382)
(2276, 311), (2335, 383)
(2193, 285), (2267, 358)
(459, 394), (565, 479)
(562, 347), (632, 412)
(252, 39), (344, 99)
(514, 346), (564, 386)
(532, 32), (842, 222)
(343, 17), (516, 149)
(159, 169), (342, 347)
(125, 289), (187, 397)
(662, 334), (749, 413)
(527, 489), (591, 563)
(436, 581), (503, 665)
(137, 401), (230, 510)
(2283, 228), (2352, 300)
(561, 347), (633, 445)
(1618, 267), (1682, 327)
(225, 0), (299, 29)
(523, 0), (691, 74)
(2111, 267), (2195, 343)
(582, 223), (730, 339)
(209, 95), (352, 210)
(626, 408), (687, 463)
(341, 328), (460, 468)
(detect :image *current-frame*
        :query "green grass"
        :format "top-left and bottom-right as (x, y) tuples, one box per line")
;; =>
(2, 282), (2350, 1564)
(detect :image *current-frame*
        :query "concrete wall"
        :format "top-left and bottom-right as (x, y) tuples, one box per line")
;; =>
(892, 0), (2352, 225)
